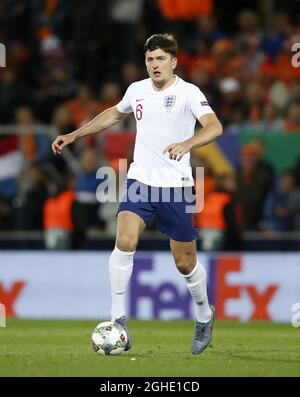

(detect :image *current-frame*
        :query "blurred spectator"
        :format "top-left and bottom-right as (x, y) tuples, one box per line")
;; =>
(39, 66), (77, 115)
(266, 107), (284, 134)
(198, 173), (243, 251)
(72, 148), (106, 247)
(268, 80), (291, 112)
(16, 105), (51, 163)
(187, 39), (216, 78)
(236, 83), (284, 133)
(44, 173), (75, 250)
(0, 197), (14, 230)
(218, 77), (246, 127)
(39, 29), (65, 62)
(244, 81), (264, 125)
(99, 82), (121, 110)
(66, 85), (99, 128)
(262, 169), (296, 231)
(262, 12), (292, 61)
(17, 163), (49, 231)
(65, 85), (100, 150)
(187, 15), (225, 59)
(287, 183), (300, 231)
(97, 82), (125, 133)
(236, 143), (274, 229)
(0, 0), (28, 40)
(189, 66), (222, 112)
(194, 15), (225, 45)
(250, 138), (275, 176)
(30, 0), (68, 40)
(212, 38), (235, 78)
(0, 68), (33, 123)
(51, 104), (75, 135)
(283, 101), (300, 132)
(289, 79), (300, 102)
(232, 33), (264, 81)
(109, 0), (144, 70)
(8, 40), (31, 80)
(121, 62), (144, 91)
(226, 103), (251, 134)
(50, 104), (76, 173)
(36, 27), (75, 105)
(251, 103), (284, 133)
(235, 9), (262, 53)
(64, 1), (110, 87)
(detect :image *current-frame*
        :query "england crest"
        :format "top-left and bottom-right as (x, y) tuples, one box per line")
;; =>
(164, 95), (176, 109)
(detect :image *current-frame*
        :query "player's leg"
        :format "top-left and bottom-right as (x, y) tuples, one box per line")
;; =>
(109, 210), (146, 351)
(110, 179), (154, 350)
(156, 186), (212, 322)
(110, 210), (146, 321)
(170, 239), (212, 320)
(170, 238), (214, 354)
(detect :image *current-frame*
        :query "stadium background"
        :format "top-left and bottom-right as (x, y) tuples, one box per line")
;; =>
(0, 0), (300, 343)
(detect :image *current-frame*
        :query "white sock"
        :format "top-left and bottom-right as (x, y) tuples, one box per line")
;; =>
(183, 261), (212, 323)
(109, 246), (135, 321)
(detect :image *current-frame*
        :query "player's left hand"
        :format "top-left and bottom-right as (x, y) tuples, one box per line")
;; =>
(163, 141), (192, 161)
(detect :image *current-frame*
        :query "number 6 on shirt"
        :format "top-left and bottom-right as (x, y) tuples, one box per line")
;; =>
(135, 104), (143, 120)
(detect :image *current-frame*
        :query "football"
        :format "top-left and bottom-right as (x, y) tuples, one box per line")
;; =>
(91, 321), (128, 356)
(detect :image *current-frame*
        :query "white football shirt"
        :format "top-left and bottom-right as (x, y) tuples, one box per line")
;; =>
(116, 75), (214, 187)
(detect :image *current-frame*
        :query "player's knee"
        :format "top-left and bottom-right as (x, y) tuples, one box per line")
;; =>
(173, 250), (196, 275)
(116, 235), (138, 252)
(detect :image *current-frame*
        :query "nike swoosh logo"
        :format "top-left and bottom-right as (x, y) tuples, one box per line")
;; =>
(136, 98), (144, 102)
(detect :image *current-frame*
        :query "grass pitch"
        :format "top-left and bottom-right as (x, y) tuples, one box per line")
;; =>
(0, 319), (299, 377)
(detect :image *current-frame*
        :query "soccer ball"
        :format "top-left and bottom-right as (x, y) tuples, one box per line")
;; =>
(91, 321), (128, 356)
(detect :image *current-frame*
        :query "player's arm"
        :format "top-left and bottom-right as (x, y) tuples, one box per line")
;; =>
(163, 113), (223, 161)
(52, 106), (127, 155)
(188, 112), (223, 150)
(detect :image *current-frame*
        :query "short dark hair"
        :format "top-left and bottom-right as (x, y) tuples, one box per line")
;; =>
(144, 33), (177, 57)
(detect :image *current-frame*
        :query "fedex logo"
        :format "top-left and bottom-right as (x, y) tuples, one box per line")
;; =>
(129, 256), (279, 321)
(130, 258), (191, 318)
(0, 281), (26, 317)
(208, 257), (278, 320)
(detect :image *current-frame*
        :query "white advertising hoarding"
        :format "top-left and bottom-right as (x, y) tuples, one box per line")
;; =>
(0, 252), (111, 319)
(0, 251), (299, 322)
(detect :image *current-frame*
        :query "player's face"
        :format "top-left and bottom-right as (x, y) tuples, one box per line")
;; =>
(145, 49), (177, 87)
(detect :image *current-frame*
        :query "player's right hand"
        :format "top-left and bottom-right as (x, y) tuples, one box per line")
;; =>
(52, 134), (75, 155)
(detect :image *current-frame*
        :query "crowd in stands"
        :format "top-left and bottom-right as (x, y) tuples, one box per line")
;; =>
(1, 0), (300, 250)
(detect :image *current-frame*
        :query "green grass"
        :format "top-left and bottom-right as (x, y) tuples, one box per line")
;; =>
(0, 319), (299, 377)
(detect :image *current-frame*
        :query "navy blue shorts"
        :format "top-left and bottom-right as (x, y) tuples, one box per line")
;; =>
(118, 179), (198, 242)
